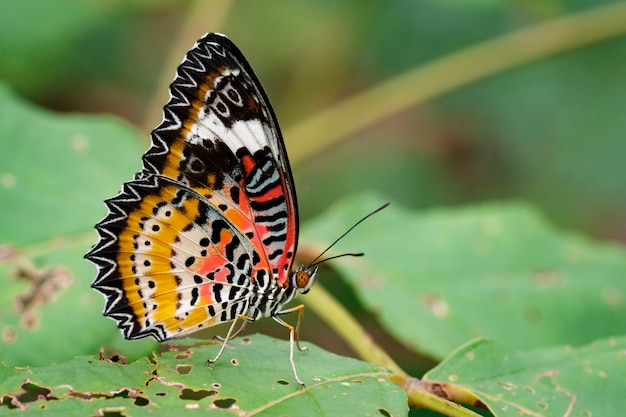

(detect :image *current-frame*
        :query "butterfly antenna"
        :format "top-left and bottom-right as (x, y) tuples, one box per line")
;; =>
(309, 202), (390, 267)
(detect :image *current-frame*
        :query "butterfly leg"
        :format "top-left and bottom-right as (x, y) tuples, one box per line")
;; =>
(275, 303), (307, 352)
(207, 314), (252, 365)
(273, 304), (308, 388)
(214, 319), (248, 342)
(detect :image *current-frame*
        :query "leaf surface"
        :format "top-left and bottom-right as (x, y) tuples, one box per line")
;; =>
(424, 336), (626, 416)
(301, 194), (626, 359)
(0, 334), (408, 416)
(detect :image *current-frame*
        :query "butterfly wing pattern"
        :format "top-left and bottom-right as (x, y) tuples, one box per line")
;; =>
(85, 33), (317, 385)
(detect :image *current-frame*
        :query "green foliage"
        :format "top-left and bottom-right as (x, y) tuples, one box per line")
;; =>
(1, 335), (406, 415)
(424, 336), (626, 416)
(0, 85), (158, 368)
(302, 196), (626, 359)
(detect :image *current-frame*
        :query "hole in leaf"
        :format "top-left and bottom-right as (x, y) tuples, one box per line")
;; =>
(230, 358), (239, 366)
(211, 383), (221, 389)
(18, 382), (56, 404)
(176, 365), (192, 375)
(166, 344), (191, 353)
(99, 347), (128, 364)
(65, 388), (148, 407)
(0, 380), (58, 410)
(378, 408), (392, 417)
(241, 337), (252, 344)
(180, 389), (216, 401)
(110, 389), (149, 407)
(275, 380), (290, 385)
(1, 395), (14, 409)
(155, 392), (167, 397)
(134, 396), (149, 406)
(100, 410), (128, 417)
(213, 398), (236, 408)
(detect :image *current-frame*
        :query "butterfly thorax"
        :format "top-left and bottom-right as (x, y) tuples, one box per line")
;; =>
(246, 265), (317, 321)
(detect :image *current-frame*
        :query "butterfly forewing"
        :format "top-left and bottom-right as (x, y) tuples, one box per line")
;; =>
(142, 33), (298, 286)
(86, 33), (299, 341)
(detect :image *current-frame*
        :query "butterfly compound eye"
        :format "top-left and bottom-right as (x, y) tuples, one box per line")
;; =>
(296, 269), (310, 288)
(292, 266), (317, 294)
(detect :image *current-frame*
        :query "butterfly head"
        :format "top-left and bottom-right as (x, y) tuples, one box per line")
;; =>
(290, 265), (318, 295)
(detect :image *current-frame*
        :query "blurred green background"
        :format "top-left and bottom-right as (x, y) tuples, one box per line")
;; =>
(1, 0), (626, 382)
(1, 0), (625, 243)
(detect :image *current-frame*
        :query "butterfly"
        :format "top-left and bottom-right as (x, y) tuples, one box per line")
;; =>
(85, 32), (319, 386)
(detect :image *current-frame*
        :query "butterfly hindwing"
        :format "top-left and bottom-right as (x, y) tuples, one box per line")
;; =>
(89, 175), (266, 340)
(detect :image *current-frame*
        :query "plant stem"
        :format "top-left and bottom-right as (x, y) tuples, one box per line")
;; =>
(306, 286), (490, 415)
(285, 2), (626, 164)
(304, 283), (407, 377)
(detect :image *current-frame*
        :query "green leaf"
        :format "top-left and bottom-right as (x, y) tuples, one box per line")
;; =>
(0, 83), (146, 244)
(300, 194), (626, 359)
(0, 0), (172, 100)
(0, 334), (408, 416)
(0, 83), (158, 366)
(356, 2), (626, 234)
(424, 335), (626, 416)
(0, 87), (407, 415)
